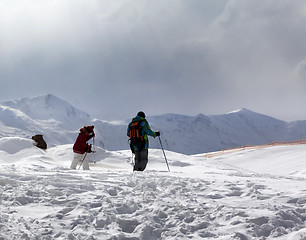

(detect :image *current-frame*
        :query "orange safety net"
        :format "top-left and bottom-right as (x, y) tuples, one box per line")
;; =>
(204, 139), (306, 158)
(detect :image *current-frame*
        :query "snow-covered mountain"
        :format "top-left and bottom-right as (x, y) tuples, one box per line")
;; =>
(0, 94), (306, 154)
(0, 94), (90, 146)
(147, 108), (306, 154)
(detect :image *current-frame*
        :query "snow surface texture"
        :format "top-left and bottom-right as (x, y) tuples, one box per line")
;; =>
(2, 94), (306, 154)
(0, 137), (306, 239)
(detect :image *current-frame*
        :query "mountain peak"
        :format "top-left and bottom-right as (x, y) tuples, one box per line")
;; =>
(28, 94), (68, 107)
(227, 108), (253, 114)
(1, 94), (92, 130)
(41, 94), (60, 104)
(2, 94), (64, 108)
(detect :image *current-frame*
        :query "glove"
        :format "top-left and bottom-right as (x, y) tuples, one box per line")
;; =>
(155, 131), (160, 137)
(87, 144), (92, 153)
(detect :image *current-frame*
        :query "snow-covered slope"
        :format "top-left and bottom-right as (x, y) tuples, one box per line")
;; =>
(0, 137), (306, 239)
(1, 94), (306, 154)
(147, 109), (302, 154)
(2, 94), (91, 131)
(0, 94), (90, 146)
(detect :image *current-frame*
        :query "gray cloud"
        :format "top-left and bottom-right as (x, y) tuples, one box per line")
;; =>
(1, 0), (306, 121)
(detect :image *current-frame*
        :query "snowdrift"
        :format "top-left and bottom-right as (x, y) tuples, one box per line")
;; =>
(0, 137), (306, 239)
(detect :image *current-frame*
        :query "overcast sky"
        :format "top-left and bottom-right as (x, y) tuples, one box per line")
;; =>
(1, 0), (306, 121)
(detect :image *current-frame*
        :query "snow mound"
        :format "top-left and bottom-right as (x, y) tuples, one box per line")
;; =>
(0, 137), (35, 154)
(207, 144), (306, 177)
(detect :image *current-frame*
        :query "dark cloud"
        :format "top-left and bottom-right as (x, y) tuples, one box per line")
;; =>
(1, 0), (306, 121)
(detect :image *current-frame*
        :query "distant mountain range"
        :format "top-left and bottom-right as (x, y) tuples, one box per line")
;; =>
(0, 94), (305, 155)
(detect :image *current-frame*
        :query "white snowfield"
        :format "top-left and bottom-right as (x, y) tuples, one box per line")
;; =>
(0, 137), (306, 239)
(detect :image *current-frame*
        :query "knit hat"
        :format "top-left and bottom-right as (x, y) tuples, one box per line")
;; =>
(86, 125), (94, 133)
(137, 111), (146, 119)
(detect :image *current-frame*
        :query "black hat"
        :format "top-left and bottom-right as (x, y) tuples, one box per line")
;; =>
(86, 125), (94, 133)
(137, 111), (146, 118)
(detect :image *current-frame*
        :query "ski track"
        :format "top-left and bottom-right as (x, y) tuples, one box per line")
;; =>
(0, 157), (306, 240)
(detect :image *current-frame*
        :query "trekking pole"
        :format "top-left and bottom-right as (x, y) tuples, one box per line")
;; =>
(78, 149), (89, 170)
(93, 137), (96, 163)
(128, 140), (136, 170)
(158, 136), (170, 172)
(131, 152), (135, 171)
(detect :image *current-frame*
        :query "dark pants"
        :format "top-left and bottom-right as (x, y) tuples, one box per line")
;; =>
(134, 149), (148, 171)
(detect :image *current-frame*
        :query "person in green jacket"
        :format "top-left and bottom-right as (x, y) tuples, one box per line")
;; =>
(127, 111), (160, 171)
